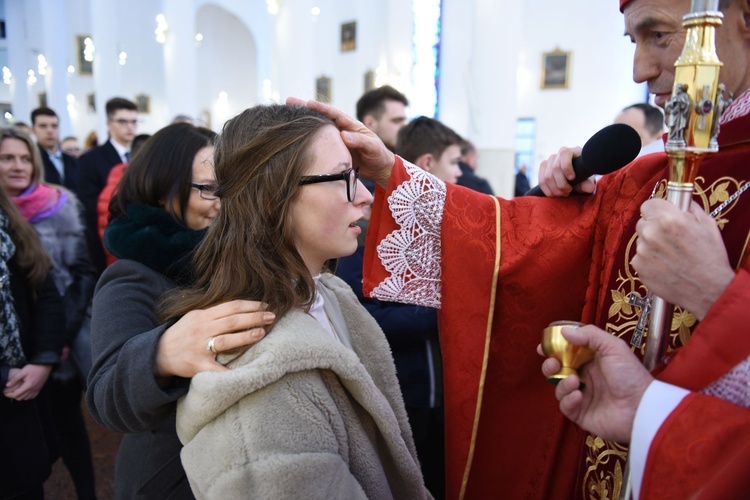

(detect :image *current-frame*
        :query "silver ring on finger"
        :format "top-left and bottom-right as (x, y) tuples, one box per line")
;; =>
(206, 336), (218, 354)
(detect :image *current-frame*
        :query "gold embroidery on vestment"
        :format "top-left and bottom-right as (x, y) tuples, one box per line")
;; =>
(583, 436), (627, 500)
(592, 175), (746, 499)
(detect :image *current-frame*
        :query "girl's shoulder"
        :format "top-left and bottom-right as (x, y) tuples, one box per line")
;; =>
(318, 272), (355, 297)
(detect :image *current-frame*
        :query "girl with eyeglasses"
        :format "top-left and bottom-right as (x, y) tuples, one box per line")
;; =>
(87, 123), (273, 499)
(160, 105), (430, 499)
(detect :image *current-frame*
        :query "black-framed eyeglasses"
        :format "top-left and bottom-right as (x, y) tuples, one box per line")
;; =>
(298, 167), (359, 202)
(190, 182), (219, 200)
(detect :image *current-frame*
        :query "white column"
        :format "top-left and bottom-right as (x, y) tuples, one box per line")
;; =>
(246, 2), (272, 106)
(40, 0), (72, 133)
(5, 0), (31, 124)
(385, 0), (415, 106)
(89, 0), (122, 140)
(163, 0), (199, 120)
(439, 0), (523, 198)
(273, 4), (316, 101)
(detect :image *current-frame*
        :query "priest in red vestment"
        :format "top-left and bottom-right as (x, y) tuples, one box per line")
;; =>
(288, 1), (750, 497)
(547, 325), (750, 499)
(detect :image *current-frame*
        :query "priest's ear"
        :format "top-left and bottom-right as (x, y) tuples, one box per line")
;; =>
(727, 0), (750, 38)
(414, 153), (435, 172)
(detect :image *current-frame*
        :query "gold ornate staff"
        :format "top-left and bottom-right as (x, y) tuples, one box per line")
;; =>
(621, 1), (730, 498)
(643, 0), (730, 371)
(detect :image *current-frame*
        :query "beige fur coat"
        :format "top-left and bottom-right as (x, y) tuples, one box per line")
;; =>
(176, 274), (431, 499)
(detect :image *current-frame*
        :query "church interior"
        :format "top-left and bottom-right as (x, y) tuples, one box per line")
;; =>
(0, 0), (646, 197)
(4, 1), (705, 499)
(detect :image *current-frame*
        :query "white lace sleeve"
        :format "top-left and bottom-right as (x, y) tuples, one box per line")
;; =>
(700, 356), (750, 408)
(371, 159), (445, 308)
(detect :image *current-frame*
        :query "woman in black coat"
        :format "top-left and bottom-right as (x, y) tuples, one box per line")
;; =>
(0, 188), (65, 499)
(0, 126), (98, 499)
(86, 124), (273, 499)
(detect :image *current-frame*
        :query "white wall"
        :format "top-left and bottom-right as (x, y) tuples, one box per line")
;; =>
(439, 0), (524, 197)
(438, 0), (645, 192)
(2, 0), (648, 165)
(270, 0), (413, 119)
(195, 0), (272, 95)
(195, 3), (258, 128)
(517, 0), (646, 184)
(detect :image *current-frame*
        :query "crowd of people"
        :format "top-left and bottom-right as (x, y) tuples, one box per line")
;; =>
(1, 0), (748, 499)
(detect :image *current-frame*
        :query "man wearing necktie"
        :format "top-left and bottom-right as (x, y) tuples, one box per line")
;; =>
(31, 107), (80, 195)
(77, 97), (138, 274)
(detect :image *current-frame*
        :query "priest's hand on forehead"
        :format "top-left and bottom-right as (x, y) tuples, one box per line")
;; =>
(286, 97), (395, 187)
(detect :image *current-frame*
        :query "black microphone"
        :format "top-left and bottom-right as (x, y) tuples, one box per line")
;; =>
(524, 123), (641, 197)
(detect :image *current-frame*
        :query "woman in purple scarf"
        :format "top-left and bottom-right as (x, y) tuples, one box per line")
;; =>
(0, 127), (98, 499)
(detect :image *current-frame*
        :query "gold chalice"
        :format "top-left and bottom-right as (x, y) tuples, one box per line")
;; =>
(541, 321), (594, 385)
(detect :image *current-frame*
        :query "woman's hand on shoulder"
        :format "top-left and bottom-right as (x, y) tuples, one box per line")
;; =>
(154, 300), (275, 379)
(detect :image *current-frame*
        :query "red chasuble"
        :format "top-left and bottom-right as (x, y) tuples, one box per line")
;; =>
(363, 112), (750, 499)
(640, 394), (750, 499)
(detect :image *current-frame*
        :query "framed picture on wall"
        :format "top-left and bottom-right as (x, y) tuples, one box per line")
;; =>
(77, 35), (94, 75)
(135, 94), (150, 114)
(341, 21), (356, 52)
(38, 92), (47, 108)
(541, 49), (571, 89)
(364, 70), (375, 93)
(316, 76), (332, 103)
(86, 93), (96, 113)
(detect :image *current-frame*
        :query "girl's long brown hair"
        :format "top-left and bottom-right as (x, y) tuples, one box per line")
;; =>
(0, 186), (50, 287)
(158, 105), (334, 324)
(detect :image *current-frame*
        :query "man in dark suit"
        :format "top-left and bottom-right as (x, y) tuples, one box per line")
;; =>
(77, 97), (138, 273)
(31, 107), (79, 194)
(514, 164), (531, 197)
(356, 85), (409, 152)
(457, 140), (494, 195)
